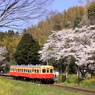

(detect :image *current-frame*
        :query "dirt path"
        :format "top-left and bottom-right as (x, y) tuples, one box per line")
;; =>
(44, 84), (95, 95)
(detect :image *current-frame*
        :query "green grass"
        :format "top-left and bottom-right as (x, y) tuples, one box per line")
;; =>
(0, 77), (86, 95)
(56, 74), (95, 90)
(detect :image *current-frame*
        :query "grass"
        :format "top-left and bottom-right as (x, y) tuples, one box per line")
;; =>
(56, 74), (95, 90)
(0, 77), (86, 95)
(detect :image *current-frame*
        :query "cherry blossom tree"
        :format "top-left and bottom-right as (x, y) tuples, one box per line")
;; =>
(56, 26), (95, 66)
(39, 25), (95, 78)
(0, 46), (8, 62)
(38, 31), (58, 62)
(0, 46), (8, 73)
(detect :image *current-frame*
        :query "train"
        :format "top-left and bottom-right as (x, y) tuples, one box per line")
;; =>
(9, 65), (55, 84)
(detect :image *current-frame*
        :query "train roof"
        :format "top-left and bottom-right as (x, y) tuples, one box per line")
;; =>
(10, 65), (53, 68)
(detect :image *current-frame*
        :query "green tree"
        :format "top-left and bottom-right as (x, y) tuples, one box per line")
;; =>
(73, 17), (81, 28)
(0, 32), (6, 42)
(7, 30), (14, 36)
(88, 2), (95, 24)
(14, 33), (40, 65)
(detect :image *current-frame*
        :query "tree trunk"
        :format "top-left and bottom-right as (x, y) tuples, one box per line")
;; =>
(47, 61), (48, 65)
(65, 65), (69, 78)
(77, 66), (80, 85)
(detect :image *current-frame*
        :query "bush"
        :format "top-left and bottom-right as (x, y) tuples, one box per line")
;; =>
(66, 75), (78, 83)
(81, 78), (95, 88)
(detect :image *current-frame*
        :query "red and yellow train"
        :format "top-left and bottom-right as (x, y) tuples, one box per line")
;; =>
(10, 65), (55, 84)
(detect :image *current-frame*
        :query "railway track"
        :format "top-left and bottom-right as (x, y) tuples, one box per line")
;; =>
(0, 74), (11, 77)
(0, 74), (95, 95)
(44, 84), (95, 95)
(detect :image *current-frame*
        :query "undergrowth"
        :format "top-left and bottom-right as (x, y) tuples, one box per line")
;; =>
(0, 77), (86, 95)
(57, 74), (95, 90)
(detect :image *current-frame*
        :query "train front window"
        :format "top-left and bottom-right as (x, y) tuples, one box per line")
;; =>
(47, 69), (49, 73)
(50, 69), (53, 73)
(42, 69), (46, 73)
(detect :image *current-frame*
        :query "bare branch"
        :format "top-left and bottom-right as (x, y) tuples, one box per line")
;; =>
(0, 0), (54, 30)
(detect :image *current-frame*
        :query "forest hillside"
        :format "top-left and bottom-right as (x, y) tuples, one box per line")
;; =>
(0, 0), (95, 71)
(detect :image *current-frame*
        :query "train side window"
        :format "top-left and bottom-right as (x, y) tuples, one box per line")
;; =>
(25, 69), (27, 73)
(30, 69), (32, 73)
(24, 69), (25, 72)
(39, 69), (41, 73)
(35, 69), (36, 73)
(29, 69), (31, 73)
(32, 69), (34, 72)
(26, 69), (29, 73)
(26, 69), (27, 72)
(28, 69), (30, 73)
(37, 69), (39, 73)
(29, 69), (30, 73)
(42, 69), (46, 73)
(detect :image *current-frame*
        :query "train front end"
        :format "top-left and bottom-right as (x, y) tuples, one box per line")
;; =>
(40, 65), (55, 83)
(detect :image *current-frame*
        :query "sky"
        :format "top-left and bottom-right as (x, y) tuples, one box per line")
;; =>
(30, 0), (86, 29)
(1, 0), (86, 32)
(49, 0), (86, 13)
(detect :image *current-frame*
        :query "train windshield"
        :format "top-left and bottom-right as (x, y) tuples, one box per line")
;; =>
(50, 69), (53, 73)
(42, 69), (46, 73)
(42, 68), (53, 73)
